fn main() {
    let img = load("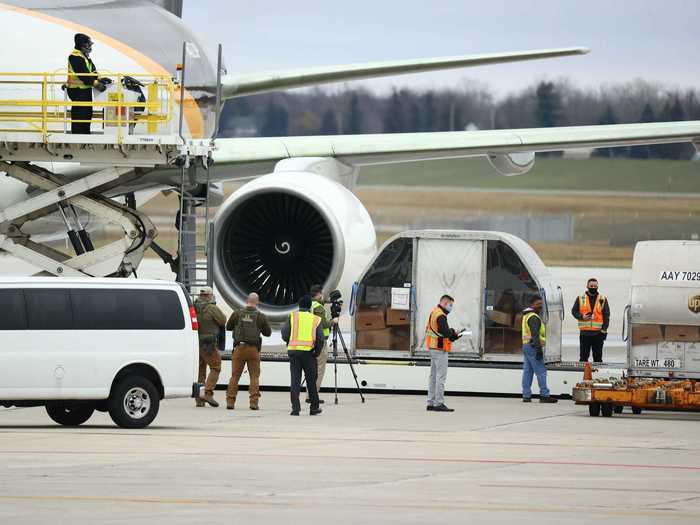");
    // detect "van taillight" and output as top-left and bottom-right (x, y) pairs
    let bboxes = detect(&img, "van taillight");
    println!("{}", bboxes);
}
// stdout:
(189, 306), (199, 330)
